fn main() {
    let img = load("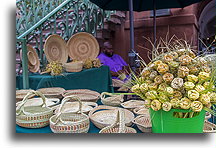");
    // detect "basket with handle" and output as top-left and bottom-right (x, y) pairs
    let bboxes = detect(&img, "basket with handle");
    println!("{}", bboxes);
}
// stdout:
(100, 92), (124, 106)
(16, 91), (53, 128)
(99, 108), (136, 133)
(88, 105), (134, 129)
(49, 95), (90, 133)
